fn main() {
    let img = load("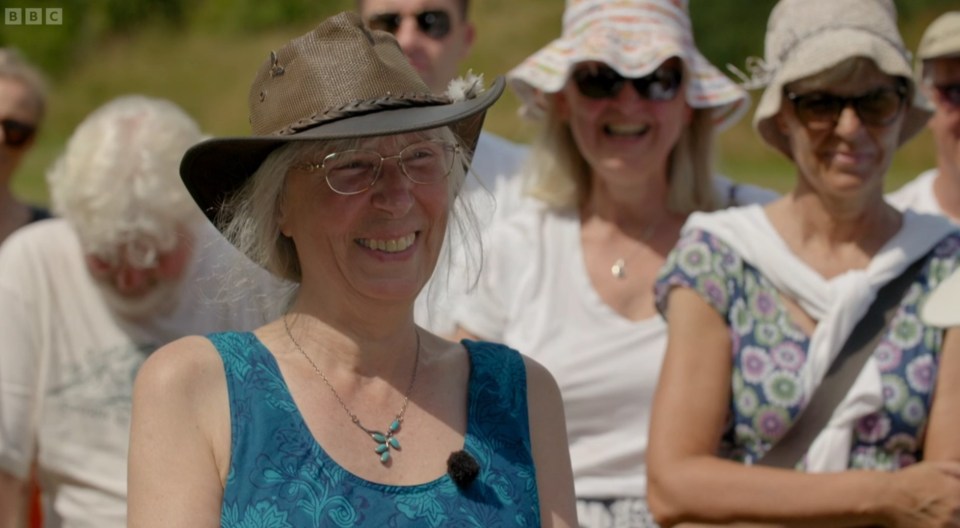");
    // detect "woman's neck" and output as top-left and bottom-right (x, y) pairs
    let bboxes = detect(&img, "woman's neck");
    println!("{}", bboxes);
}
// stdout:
(0, 190), (29, 243)
(583, 167), (672, 233)
(767, 188), (902, 275)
